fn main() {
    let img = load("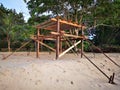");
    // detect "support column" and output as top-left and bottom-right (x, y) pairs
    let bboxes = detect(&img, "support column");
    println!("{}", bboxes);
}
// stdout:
(56, 18), (60, 59)
(59, 36), (62, 53)
(36, 28), (40, 58)
(81, 25), (84, 58)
